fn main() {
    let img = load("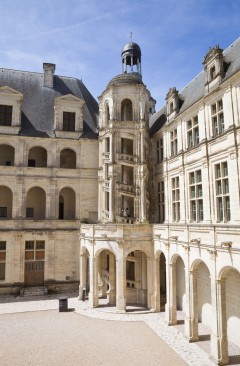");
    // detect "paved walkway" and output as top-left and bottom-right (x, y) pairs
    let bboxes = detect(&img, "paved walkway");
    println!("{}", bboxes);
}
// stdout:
(0, 293), (234, 366)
